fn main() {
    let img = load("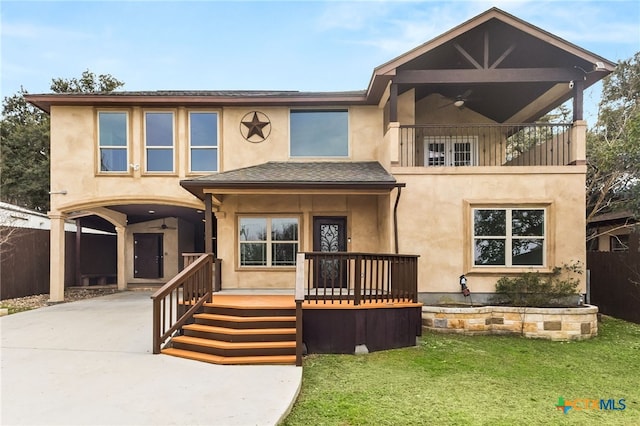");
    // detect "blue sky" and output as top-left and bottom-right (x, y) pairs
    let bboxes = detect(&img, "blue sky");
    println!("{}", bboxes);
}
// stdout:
(2, 0), (639, 121)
